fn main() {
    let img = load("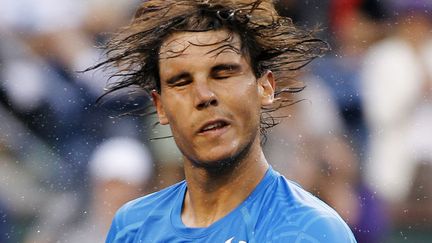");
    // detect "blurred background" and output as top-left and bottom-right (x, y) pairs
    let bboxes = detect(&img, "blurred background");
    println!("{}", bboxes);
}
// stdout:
(0, 0), (431, 242)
